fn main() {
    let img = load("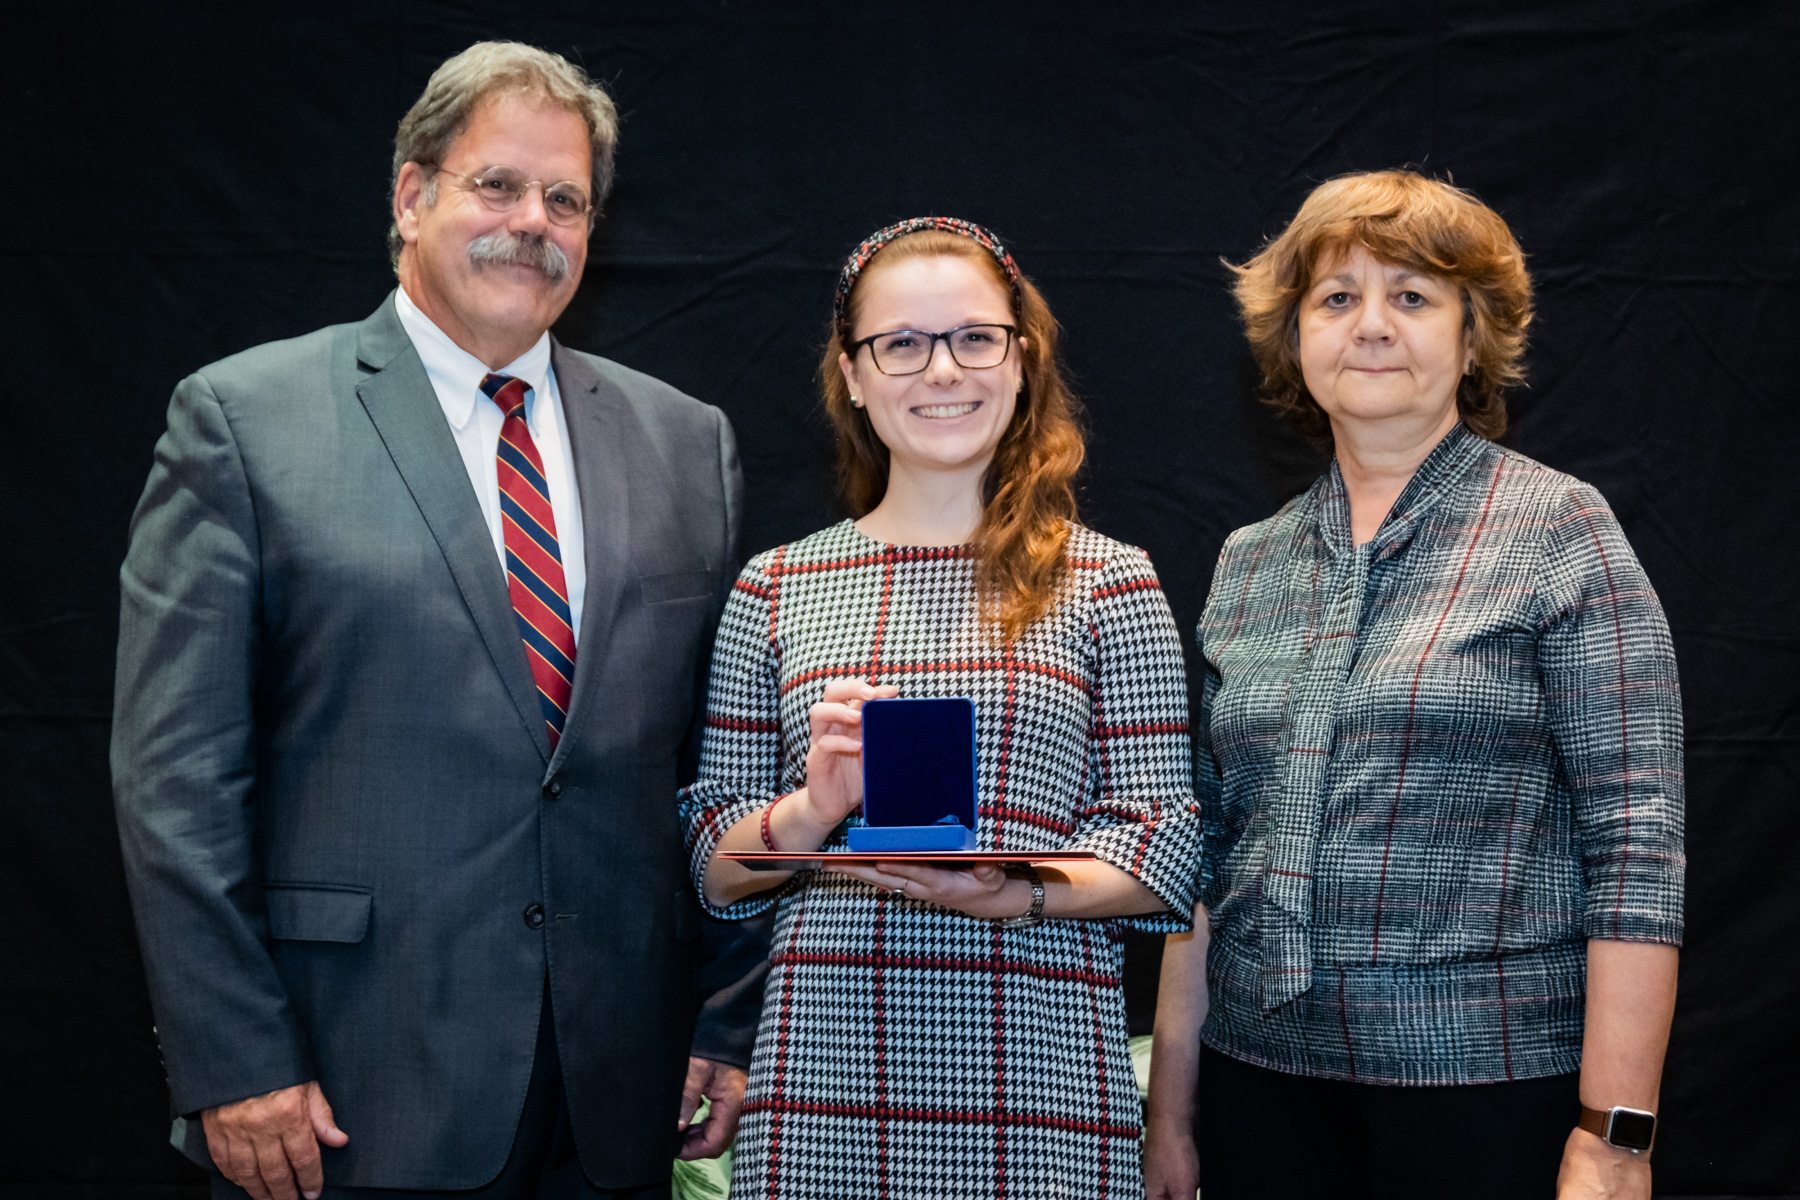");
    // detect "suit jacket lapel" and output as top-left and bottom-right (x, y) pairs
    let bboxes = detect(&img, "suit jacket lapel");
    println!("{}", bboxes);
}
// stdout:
(553, 342), (630, 768)
(353, 295), (552, 764)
